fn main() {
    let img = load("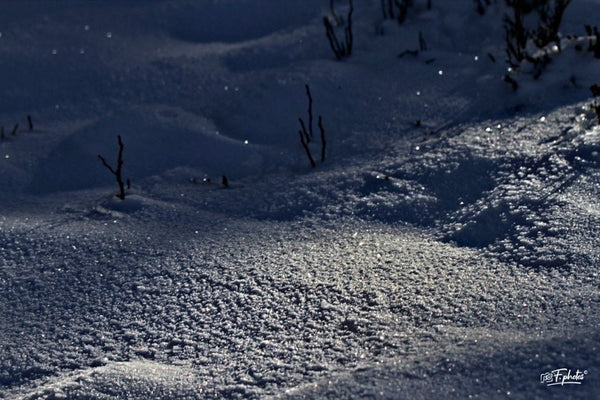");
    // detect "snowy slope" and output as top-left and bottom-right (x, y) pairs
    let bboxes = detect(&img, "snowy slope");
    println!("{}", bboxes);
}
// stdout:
(1, 0), (600, 399)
